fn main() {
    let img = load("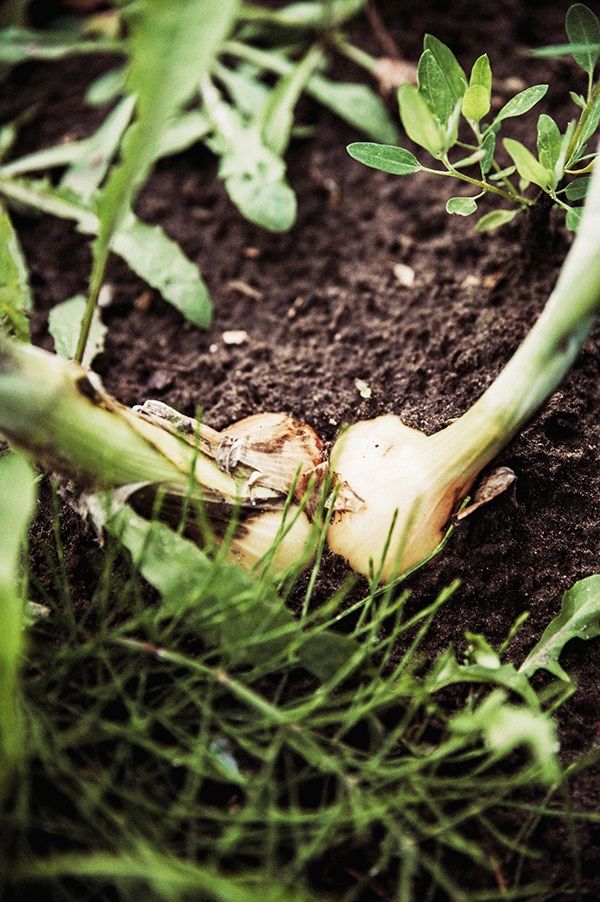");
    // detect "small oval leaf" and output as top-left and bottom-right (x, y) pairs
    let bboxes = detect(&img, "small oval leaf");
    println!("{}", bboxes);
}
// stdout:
(446, 196), (478, 215)
(475, 209), (519, 232)
(347, 142), (422, 175)
(462, 84), (491, 123)
(495, 84), (549, 121)
(566, 2), (600, 74)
